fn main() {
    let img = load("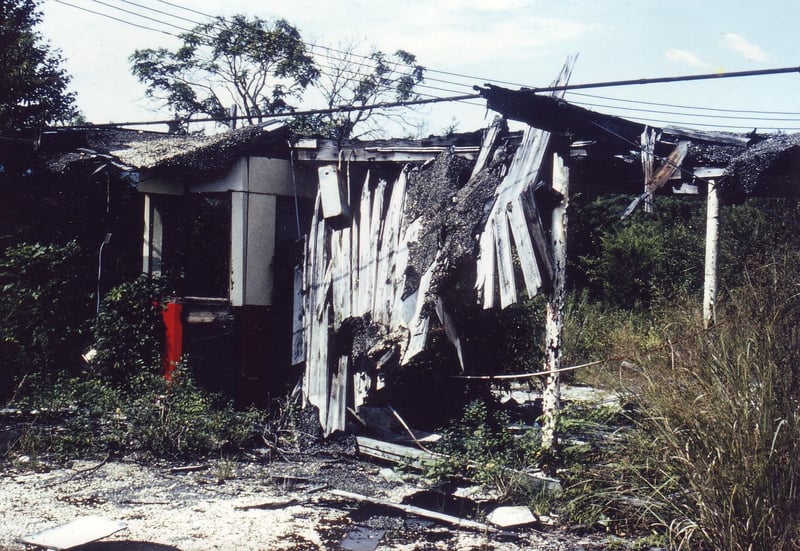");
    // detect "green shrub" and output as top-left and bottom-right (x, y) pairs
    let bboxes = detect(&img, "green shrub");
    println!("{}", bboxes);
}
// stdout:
(429, 399), (543, 501)
(125, 367), (263, 460)
(570, 195), (704, 309)
(4, 368), (264, 463)
(0, 241), (93, 399)
(93, 275), (172, 385)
